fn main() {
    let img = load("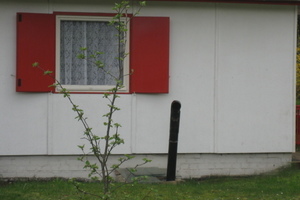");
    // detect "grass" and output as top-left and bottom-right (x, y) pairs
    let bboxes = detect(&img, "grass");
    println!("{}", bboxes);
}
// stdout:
(1, 165), (300, 200)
